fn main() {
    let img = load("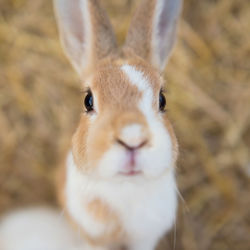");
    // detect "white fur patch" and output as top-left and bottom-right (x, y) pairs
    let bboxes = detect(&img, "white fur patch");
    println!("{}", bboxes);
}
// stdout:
(66, 153), (112, 238)
(121, 64), (153, 107)
(121, 64), (154, 121)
